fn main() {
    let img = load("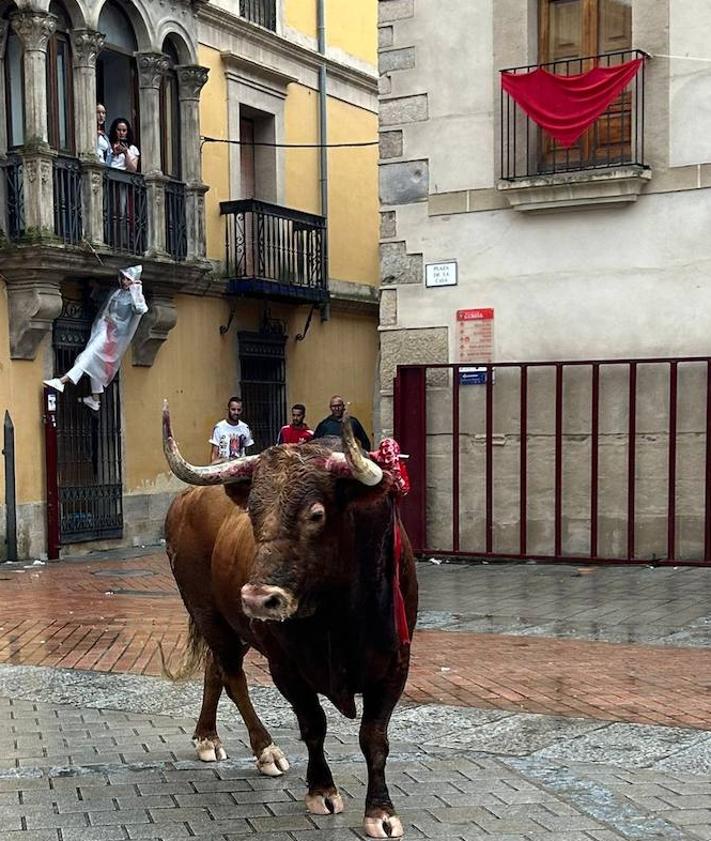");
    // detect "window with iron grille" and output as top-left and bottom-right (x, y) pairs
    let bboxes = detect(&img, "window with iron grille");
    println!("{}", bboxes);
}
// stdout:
(52, 296), (124, 543)
(238, 328), (286, 453)
(240, 0), (276, 31)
